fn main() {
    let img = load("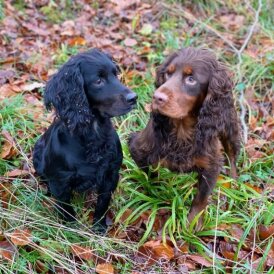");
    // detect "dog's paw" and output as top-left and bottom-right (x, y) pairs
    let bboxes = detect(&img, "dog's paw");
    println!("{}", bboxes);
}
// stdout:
(91, 222), (108, 235)
(57, 205), (76, 222)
